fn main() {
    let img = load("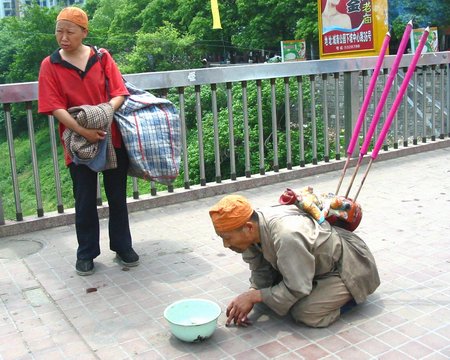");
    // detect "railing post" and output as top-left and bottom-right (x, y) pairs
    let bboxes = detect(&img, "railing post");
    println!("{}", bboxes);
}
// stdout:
(0, 196), (4, 225)
(447, 62), (450, 137)
(343, 71), (360, 157)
